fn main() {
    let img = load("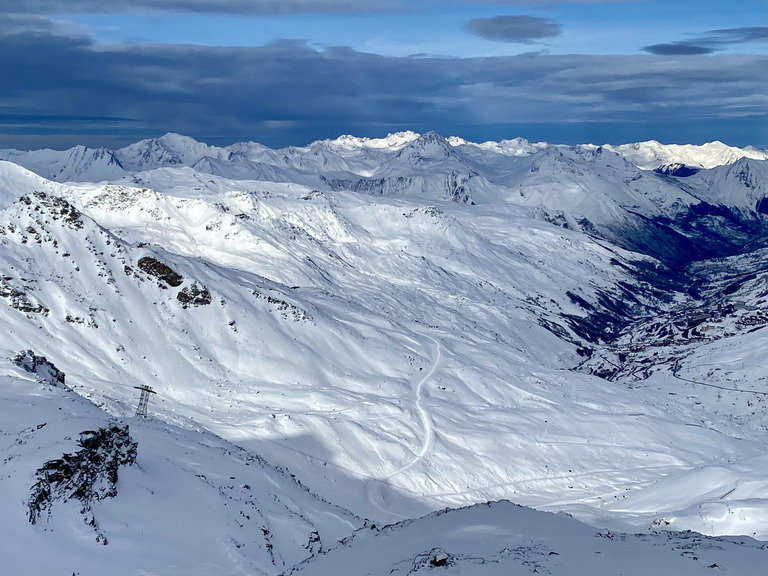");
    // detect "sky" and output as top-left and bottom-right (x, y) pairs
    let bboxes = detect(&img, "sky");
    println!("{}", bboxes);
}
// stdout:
(0, 0), (766, 150)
